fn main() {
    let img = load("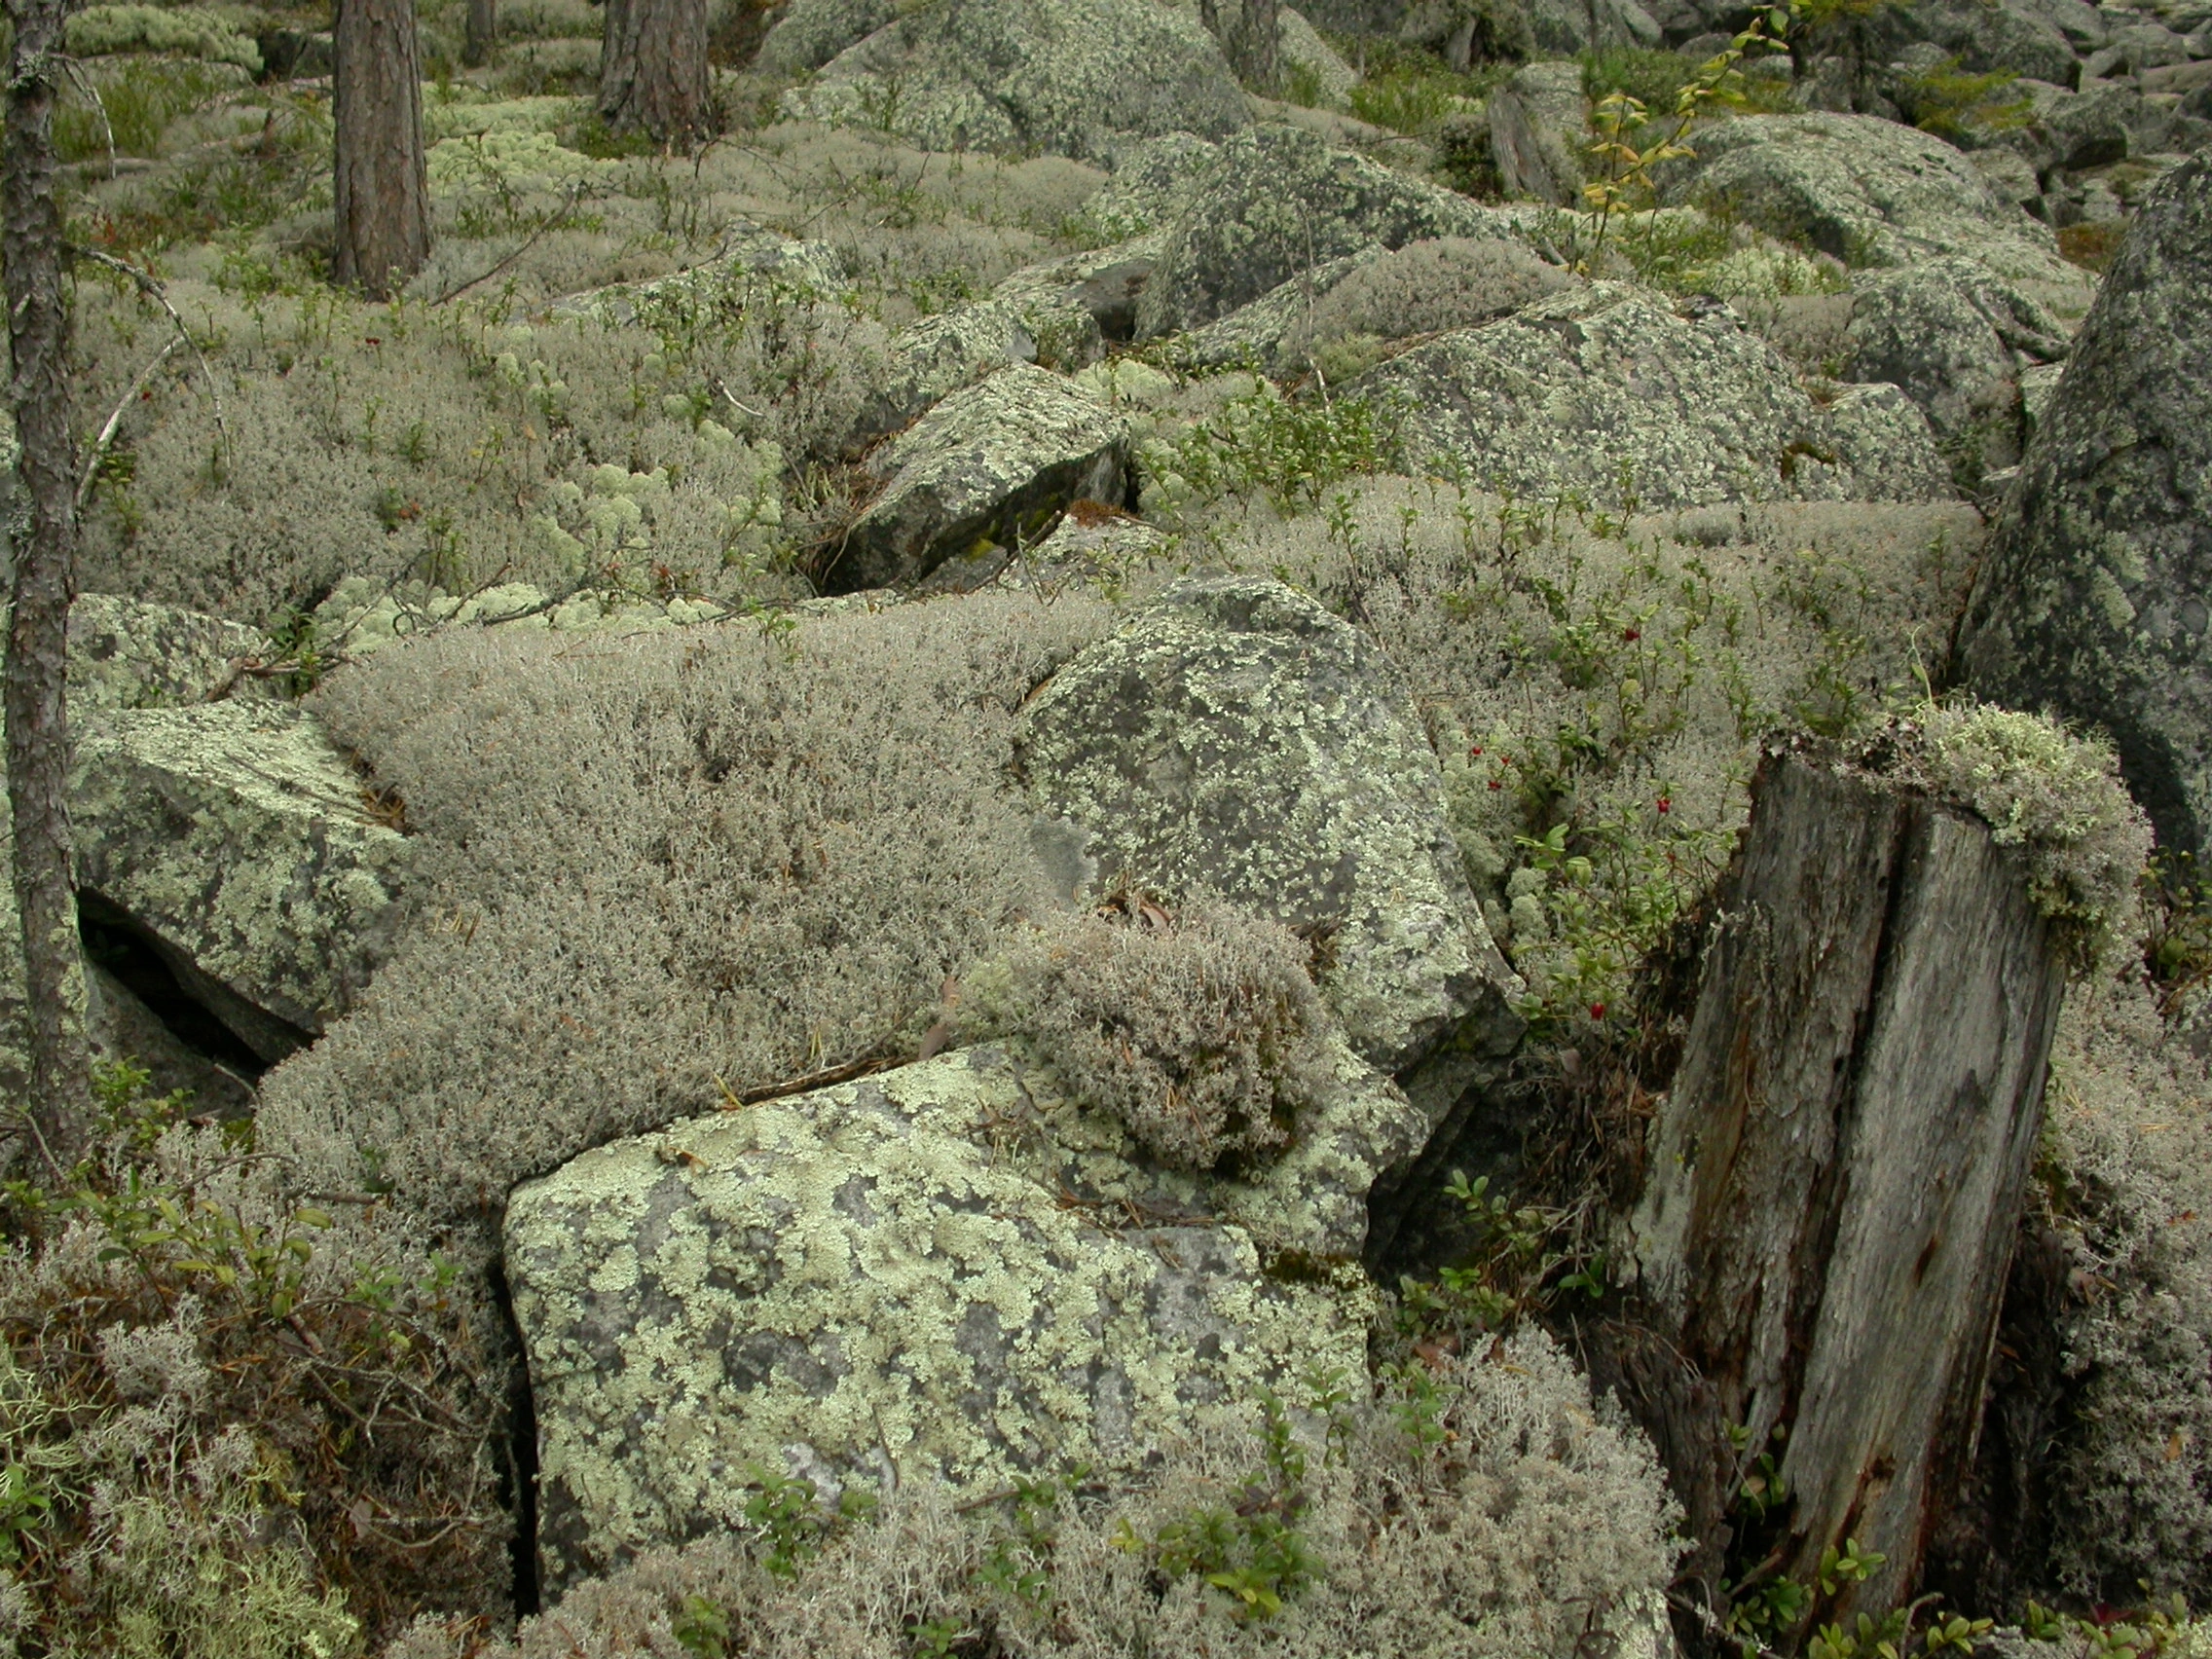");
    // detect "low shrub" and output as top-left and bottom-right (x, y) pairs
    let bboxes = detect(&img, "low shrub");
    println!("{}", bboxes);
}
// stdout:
(0, 1064), (503, 1657)
(956, 895), (1335, 1172)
